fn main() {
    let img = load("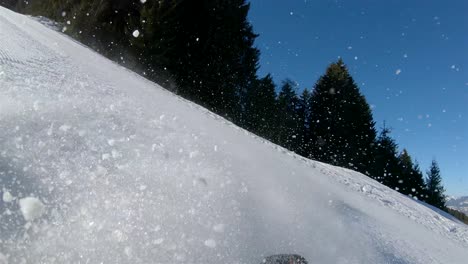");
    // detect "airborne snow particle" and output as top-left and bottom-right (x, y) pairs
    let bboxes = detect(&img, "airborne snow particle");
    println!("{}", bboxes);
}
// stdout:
(204, 239), (217, 248)
(124, 247), (132, 257)
(111, 150), (120, 159)
(107, 139), (116, 146)
(189, 151), (199, 159)
(132, 30), (140, 38)
(19, 197), (45, 221)
(59, 124), (71, 132)
(153, 238), (164, 245)
(395, 69), (402, 75)
(112, 229), (127, 242)
(140, 0), (147, 3)
(102, 153), (111, 160)
(354, 56), (358, 60)
(2, 190), (14, 203)
(33, 100), (40, 111)
(213, 224), (225, 233)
